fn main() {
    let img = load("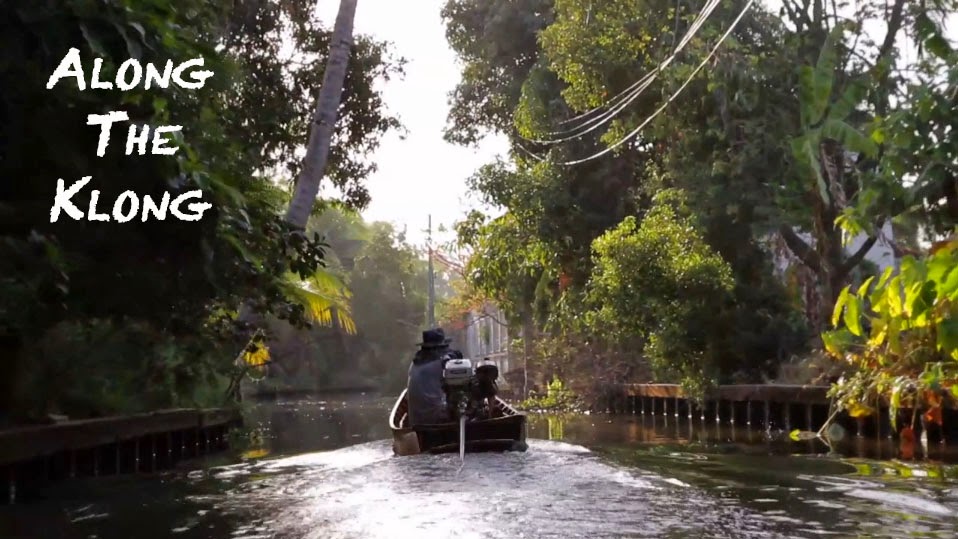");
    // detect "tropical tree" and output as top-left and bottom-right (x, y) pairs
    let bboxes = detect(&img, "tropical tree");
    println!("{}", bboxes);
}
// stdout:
(285, 0), (359, 229)
(0, 0), (396, 422)
(442, 0), (809, 394)
(588, 192), (736, 394)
